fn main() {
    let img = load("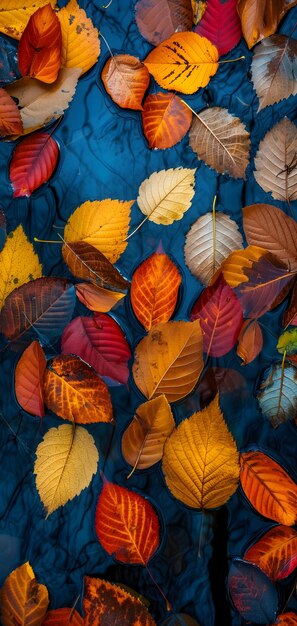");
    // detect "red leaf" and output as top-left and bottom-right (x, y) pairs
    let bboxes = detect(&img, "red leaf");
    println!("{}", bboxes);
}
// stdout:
(61, 314), (131, 384)
(190, 274), (243, 357)
(42, 608), (83, 625)
(95, 481), (160, 564)
(18, 4), (62, 83)
(0, 88), (23, 137)
(15, 340), (46, 416)
(195, 0), (242, 56)
(142, 92), (192, 149)
(244, 525), (297, 582)
(10, 132), (59, 198)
